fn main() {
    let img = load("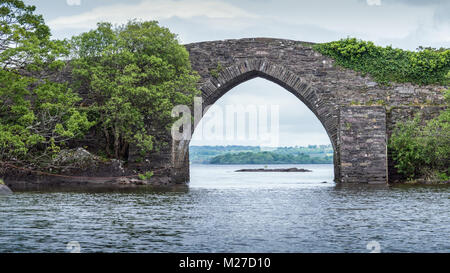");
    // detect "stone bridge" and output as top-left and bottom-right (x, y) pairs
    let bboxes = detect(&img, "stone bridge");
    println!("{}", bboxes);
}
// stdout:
(134, 38), (446, 185)
(3, 38), (446, 192)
